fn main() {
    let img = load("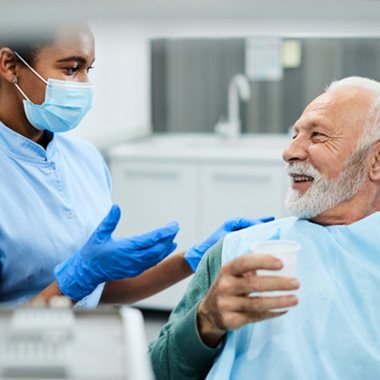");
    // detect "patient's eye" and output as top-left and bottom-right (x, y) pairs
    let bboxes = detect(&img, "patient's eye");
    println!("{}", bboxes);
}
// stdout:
(311, 131), (328, 142)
